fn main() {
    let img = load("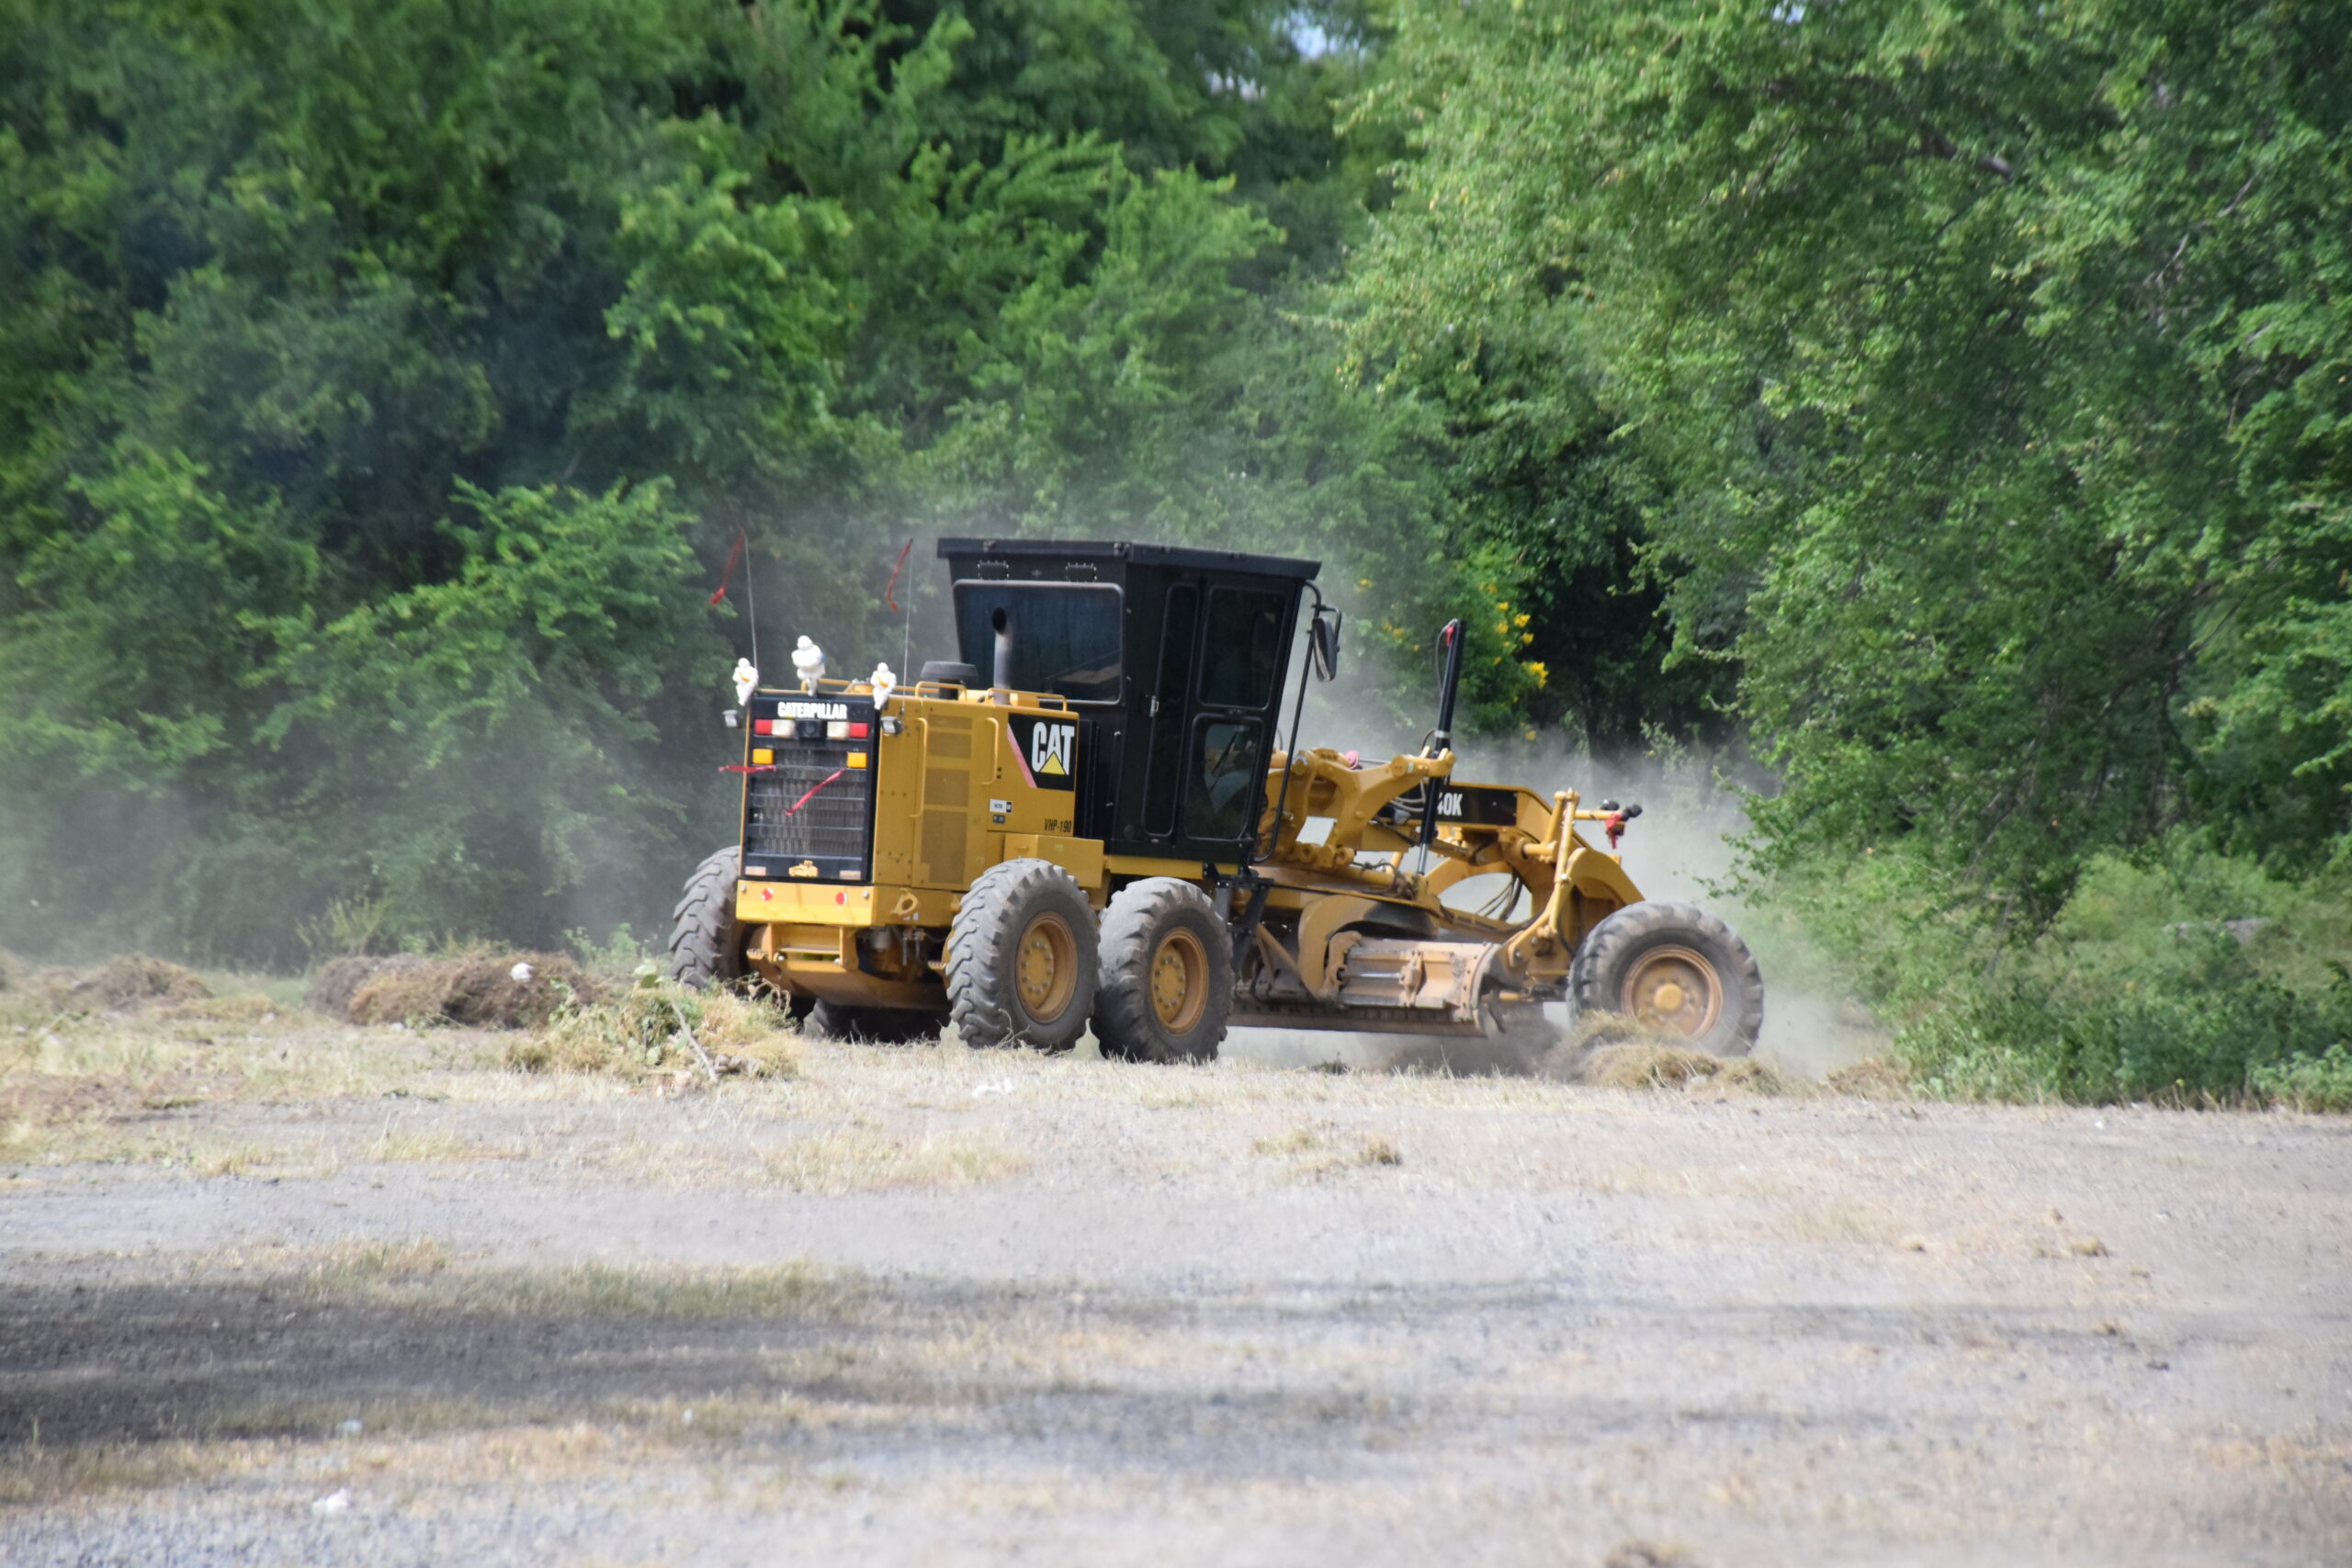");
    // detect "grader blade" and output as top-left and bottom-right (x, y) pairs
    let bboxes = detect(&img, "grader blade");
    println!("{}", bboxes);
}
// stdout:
(1330, 937), (1499, 1023)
